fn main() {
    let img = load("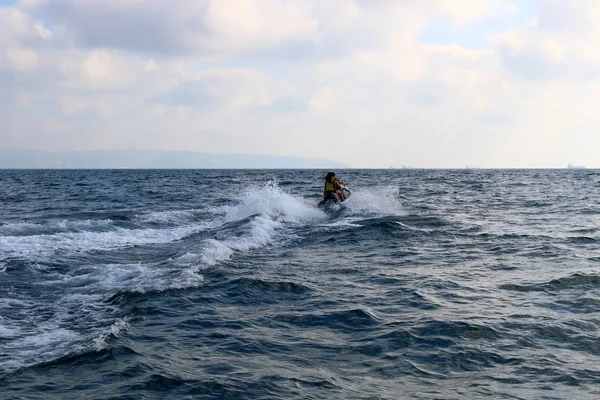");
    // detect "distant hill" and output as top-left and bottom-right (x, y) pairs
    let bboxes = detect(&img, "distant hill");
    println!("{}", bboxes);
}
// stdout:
(0, 149), (348, 169)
